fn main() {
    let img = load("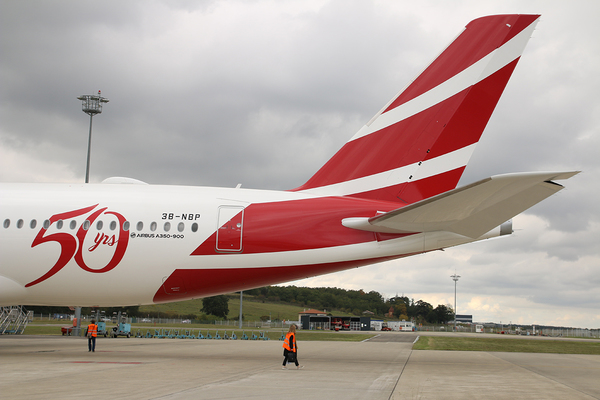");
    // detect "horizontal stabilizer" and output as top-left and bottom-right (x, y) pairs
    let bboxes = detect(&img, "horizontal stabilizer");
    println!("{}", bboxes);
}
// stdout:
(342, 171), (579, 238)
